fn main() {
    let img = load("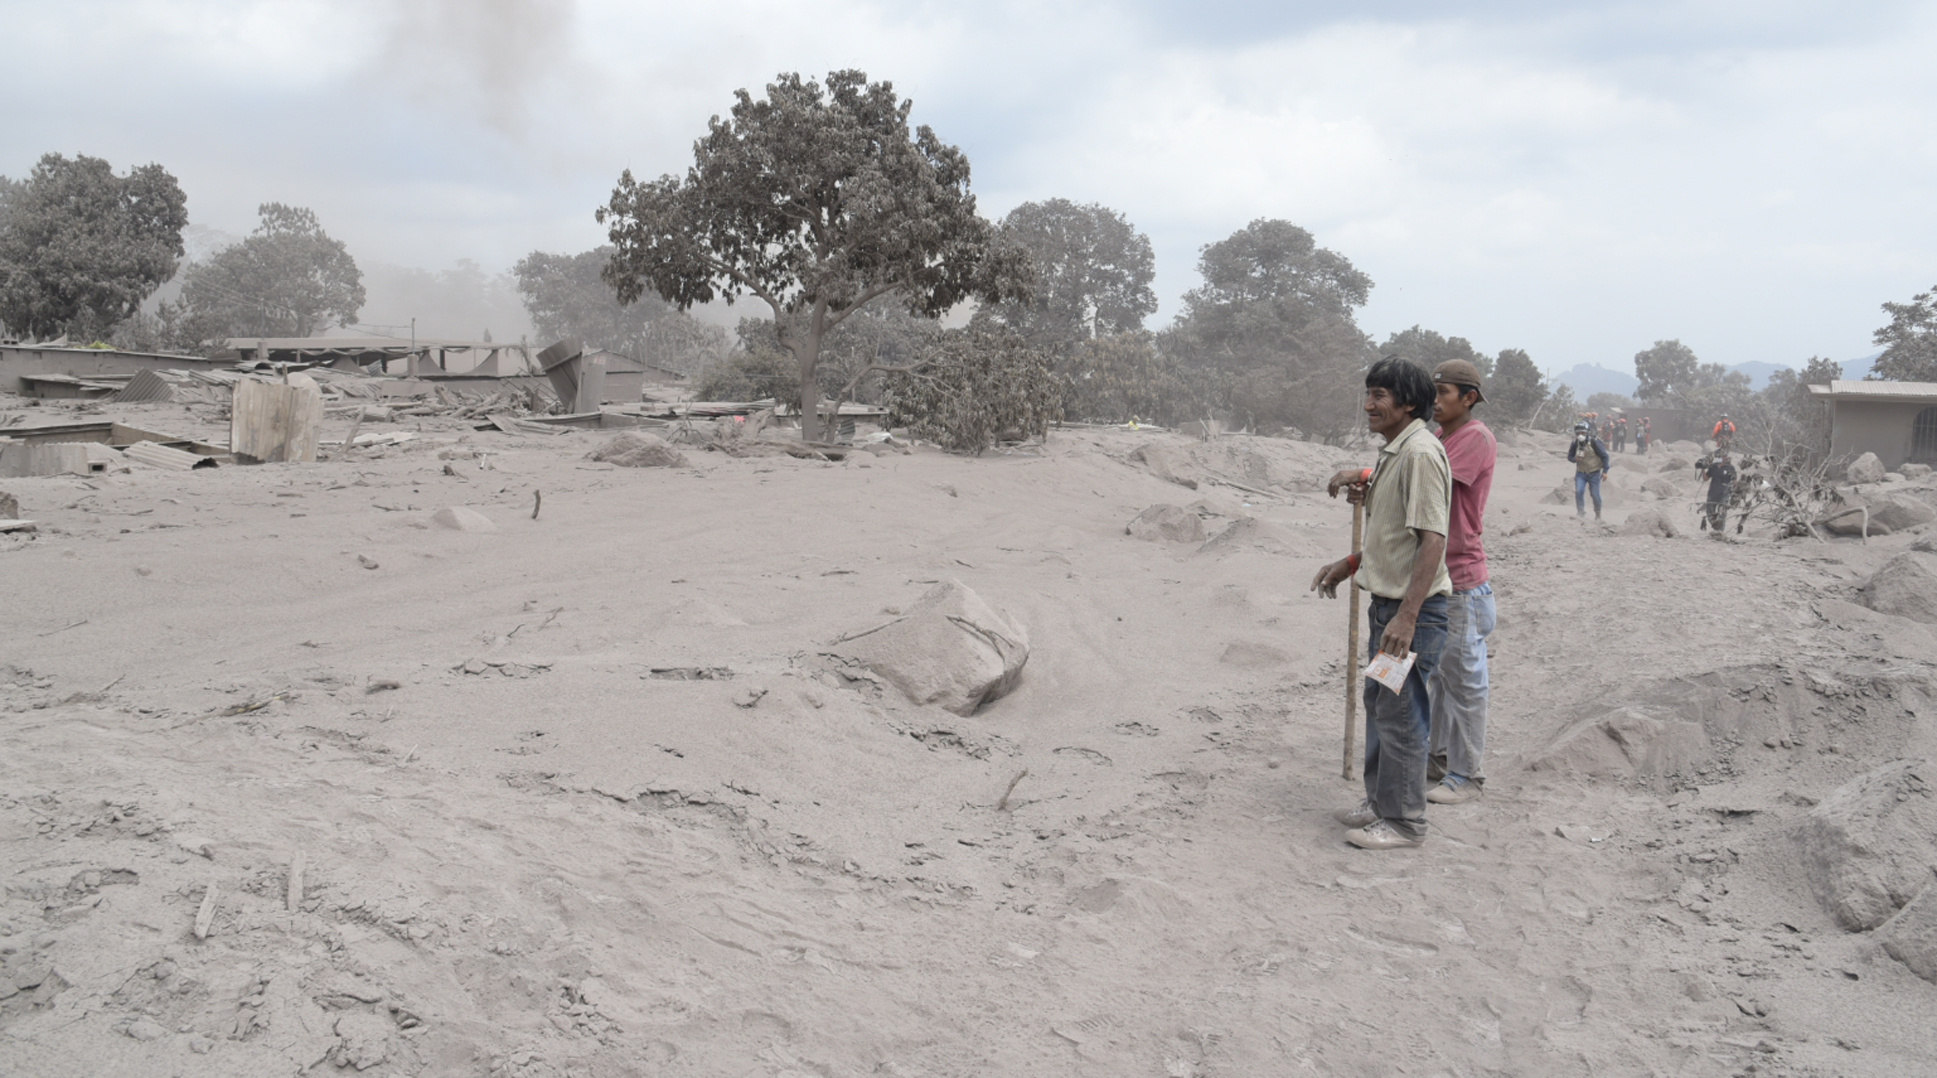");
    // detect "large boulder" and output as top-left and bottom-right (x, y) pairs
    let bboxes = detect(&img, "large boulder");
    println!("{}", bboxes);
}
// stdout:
(587, 432), (689, 468)
(1858, 552), (1937, 624)
(1847, 452), (1887, 484)
(431, 506), (496, 533)
(1869, 493), (1937, 533)
(0, 490), (17, 519)
(1639, 475), (1684, 500)
(830, 580), (1028, 716)
(1820, 504), (1885, 537)
(1126, 504), (1205, 543)
(1658, 456), (1693, 473)
(1878, 884), (1937, 984)
(1903, 463), (1934, 480)
(1619, 508), (1680, 538)
(1128, 442), (1201, 489)
(1794, 759), (1937, 931)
